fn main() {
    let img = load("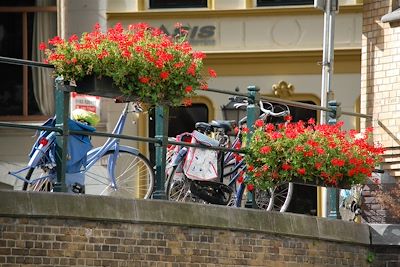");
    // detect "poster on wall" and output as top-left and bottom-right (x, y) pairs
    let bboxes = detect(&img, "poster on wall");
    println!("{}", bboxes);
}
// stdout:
(70, 92), (101, 116)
